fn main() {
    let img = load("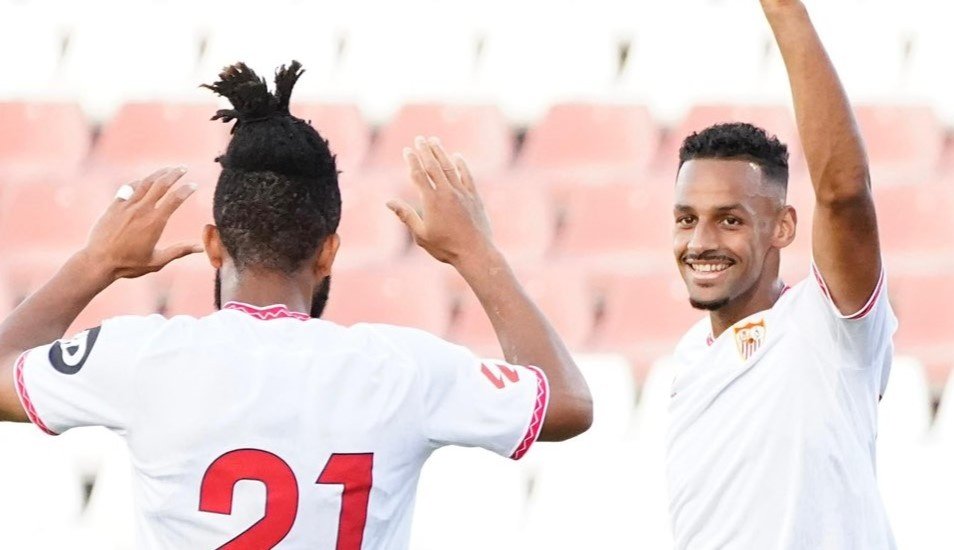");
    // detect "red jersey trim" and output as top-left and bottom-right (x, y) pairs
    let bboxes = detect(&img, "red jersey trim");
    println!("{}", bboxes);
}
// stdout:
(223, 301), (311, 321)
(13, 351), (58, 436)
(509, 365), (549, 461)
(812, 264), (885, 320)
